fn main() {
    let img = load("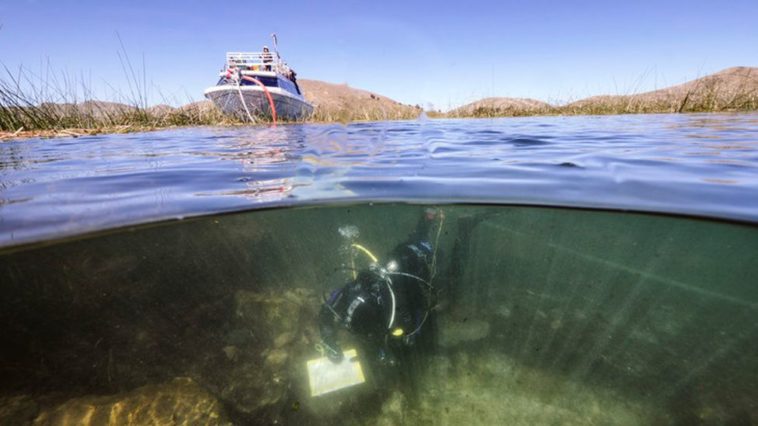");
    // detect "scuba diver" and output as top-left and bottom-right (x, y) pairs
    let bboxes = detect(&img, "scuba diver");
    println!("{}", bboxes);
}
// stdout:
(318, 209), (442, 368)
